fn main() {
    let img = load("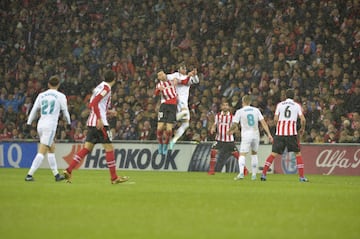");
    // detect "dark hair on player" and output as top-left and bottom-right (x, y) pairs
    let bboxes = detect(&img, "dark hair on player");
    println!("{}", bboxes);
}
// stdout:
(48, 75), (60, 87)
(286, 88), (295, 99)
(178, 62), (187, 71)
(104, 70), (116, 83)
